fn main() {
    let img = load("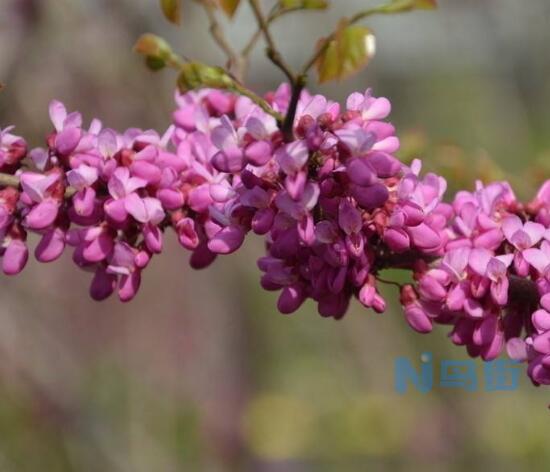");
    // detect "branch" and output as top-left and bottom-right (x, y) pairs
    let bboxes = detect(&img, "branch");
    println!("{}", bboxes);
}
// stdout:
(281, 74), (306, 141)
(241, 4), (302, 59)
(247, 0), (295, 84)
(230, 82), (284, 123)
